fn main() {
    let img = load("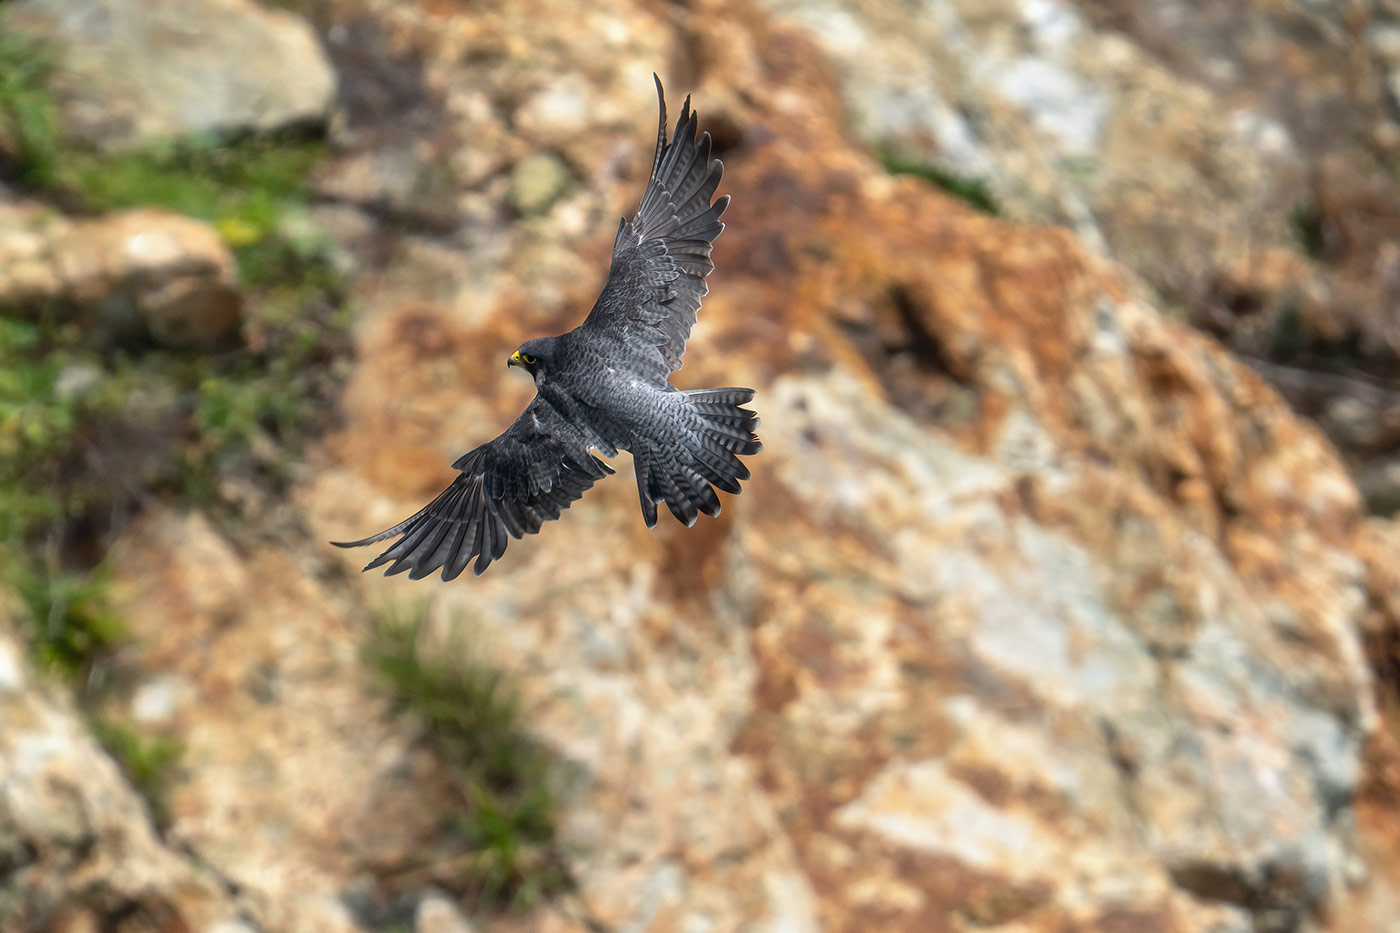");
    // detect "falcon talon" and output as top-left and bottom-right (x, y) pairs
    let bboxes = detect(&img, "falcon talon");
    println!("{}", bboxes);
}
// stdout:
(333, 75), (762, 579)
